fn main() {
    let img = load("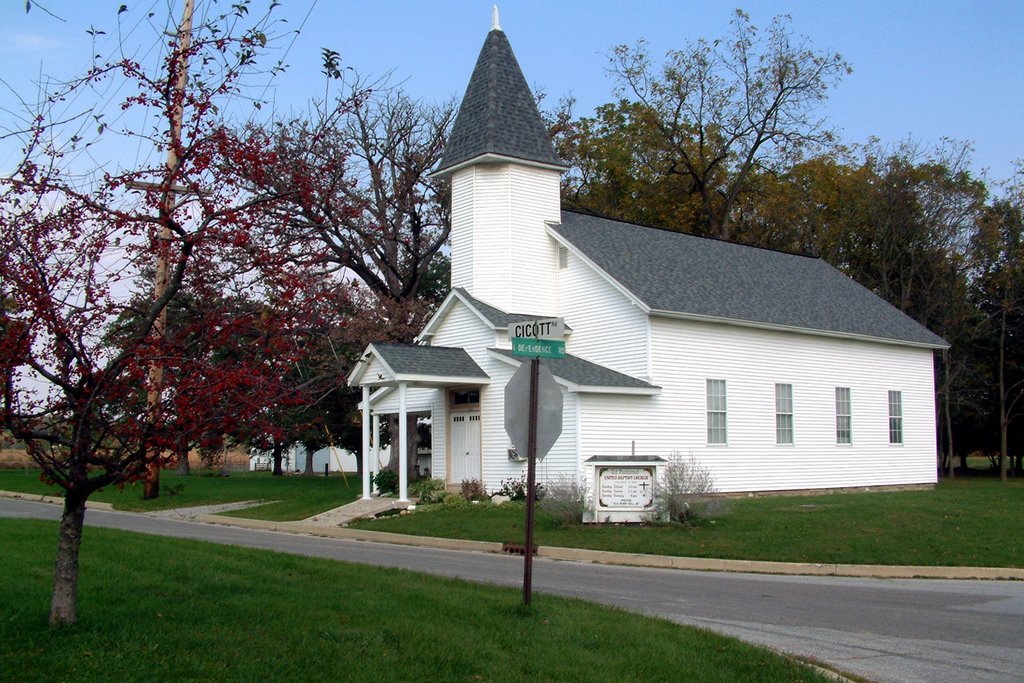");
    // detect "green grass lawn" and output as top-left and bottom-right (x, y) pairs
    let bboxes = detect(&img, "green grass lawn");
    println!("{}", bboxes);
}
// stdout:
(0, 520), (832, 682)
(0, 469), (360, 521)
(353, 479), (1024, 568)
(5, 468), (1022, 567)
